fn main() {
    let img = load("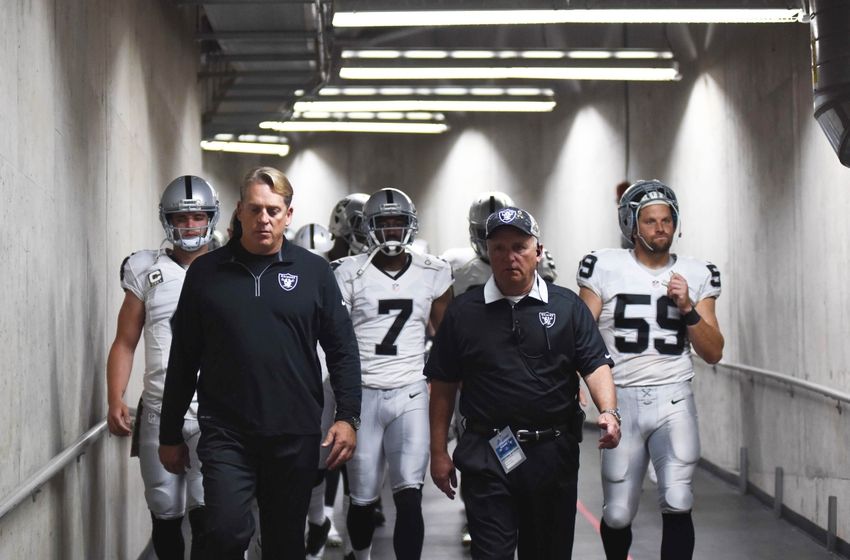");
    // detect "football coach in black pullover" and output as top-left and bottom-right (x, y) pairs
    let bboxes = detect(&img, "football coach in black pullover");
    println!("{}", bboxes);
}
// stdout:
(158, 166), (362, 559)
